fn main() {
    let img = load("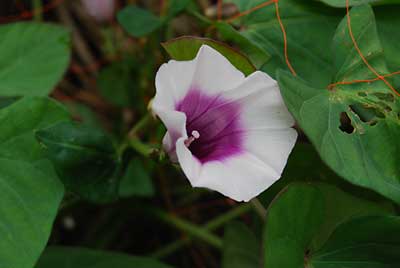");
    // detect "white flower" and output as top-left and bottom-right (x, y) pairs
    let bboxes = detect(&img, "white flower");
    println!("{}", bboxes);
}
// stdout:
(81, 0), (115, 22)
(152, 45), (297, 202)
